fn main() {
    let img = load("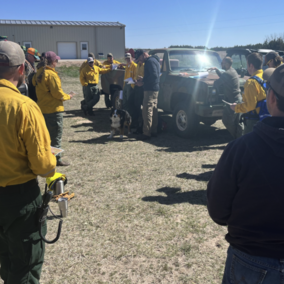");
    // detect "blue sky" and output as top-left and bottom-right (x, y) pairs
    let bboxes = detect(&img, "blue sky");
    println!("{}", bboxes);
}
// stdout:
(2, 0), (284, 49)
